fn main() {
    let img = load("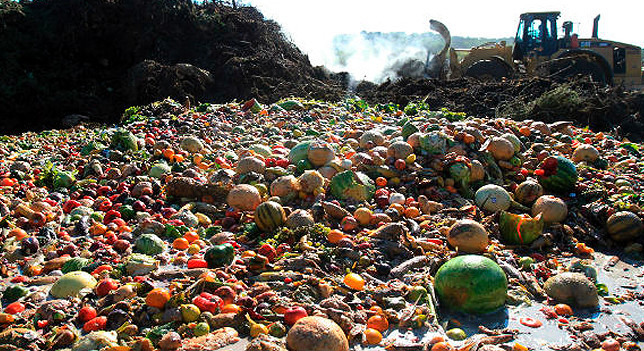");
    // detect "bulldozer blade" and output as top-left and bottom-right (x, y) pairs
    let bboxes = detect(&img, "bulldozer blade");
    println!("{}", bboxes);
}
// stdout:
(425, 19), (451, 78)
